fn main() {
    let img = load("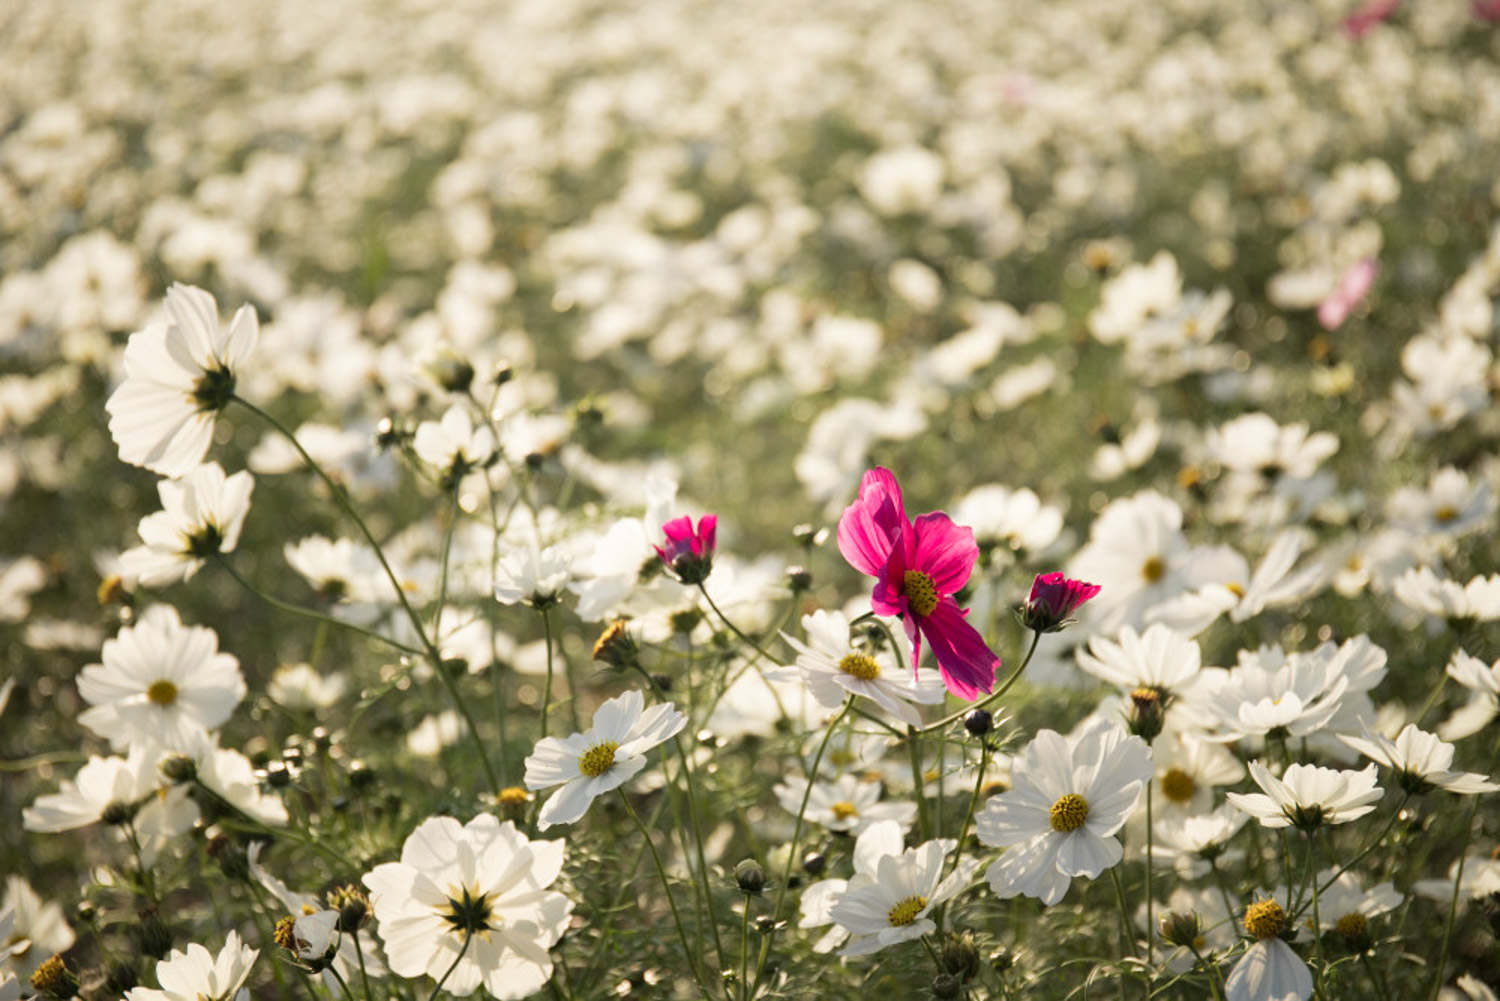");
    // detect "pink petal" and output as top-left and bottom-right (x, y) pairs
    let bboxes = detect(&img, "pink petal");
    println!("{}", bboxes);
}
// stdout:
(919, 600), (1000, 701)
(836, 468), (907, 577)
(871, 538), (908, 617)
(697, 515), (716, 555)
(910, 512), (978, 596)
